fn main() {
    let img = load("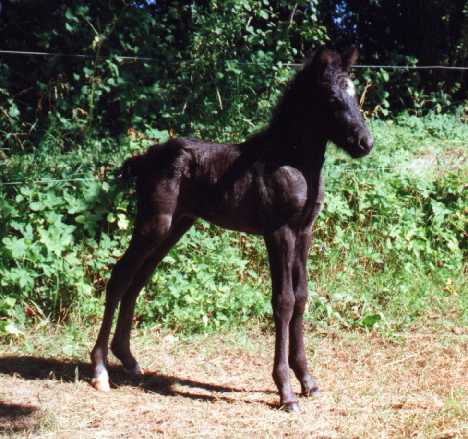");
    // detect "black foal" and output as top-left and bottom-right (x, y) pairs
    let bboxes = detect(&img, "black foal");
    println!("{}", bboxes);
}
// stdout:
(91, 48), (373, 412)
